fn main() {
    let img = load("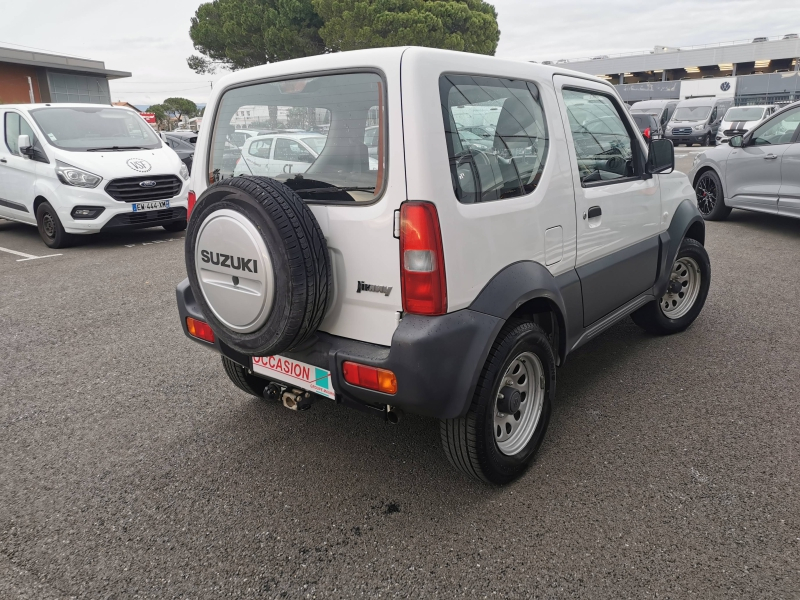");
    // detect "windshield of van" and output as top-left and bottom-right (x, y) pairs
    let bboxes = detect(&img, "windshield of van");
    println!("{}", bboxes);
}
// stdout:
(673, 106), (712, 121)
(724, 107), (765, 121)
(29, 107), (161, 151)
(210, 72), (386, 203)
